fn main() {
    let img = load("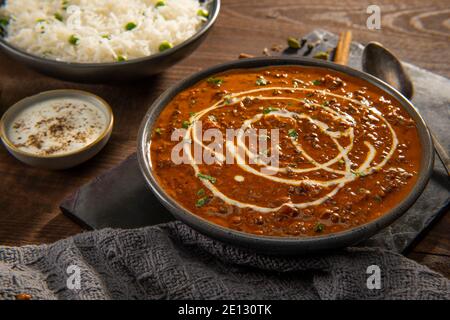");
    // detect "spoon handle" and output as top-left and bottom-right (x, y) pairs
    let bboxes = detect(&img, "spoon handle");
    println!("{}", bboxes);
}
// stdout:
(430, 130), (450, 177)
